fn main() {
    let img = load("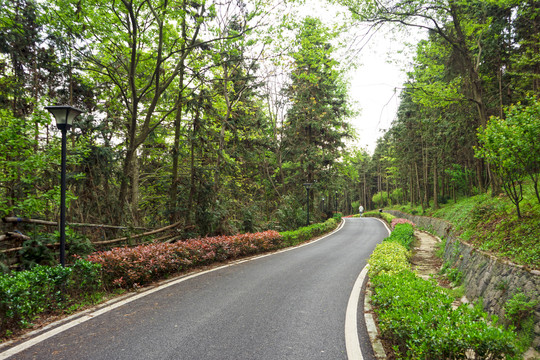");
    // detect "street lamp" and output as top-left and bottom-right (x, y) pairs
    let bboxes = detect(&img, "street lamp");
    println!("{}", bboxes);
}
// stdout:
(303, 183), (313, 226)
(322, 197), (325, 214)
(335, 191), (338, 214)
(45, 105), (84, 267)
